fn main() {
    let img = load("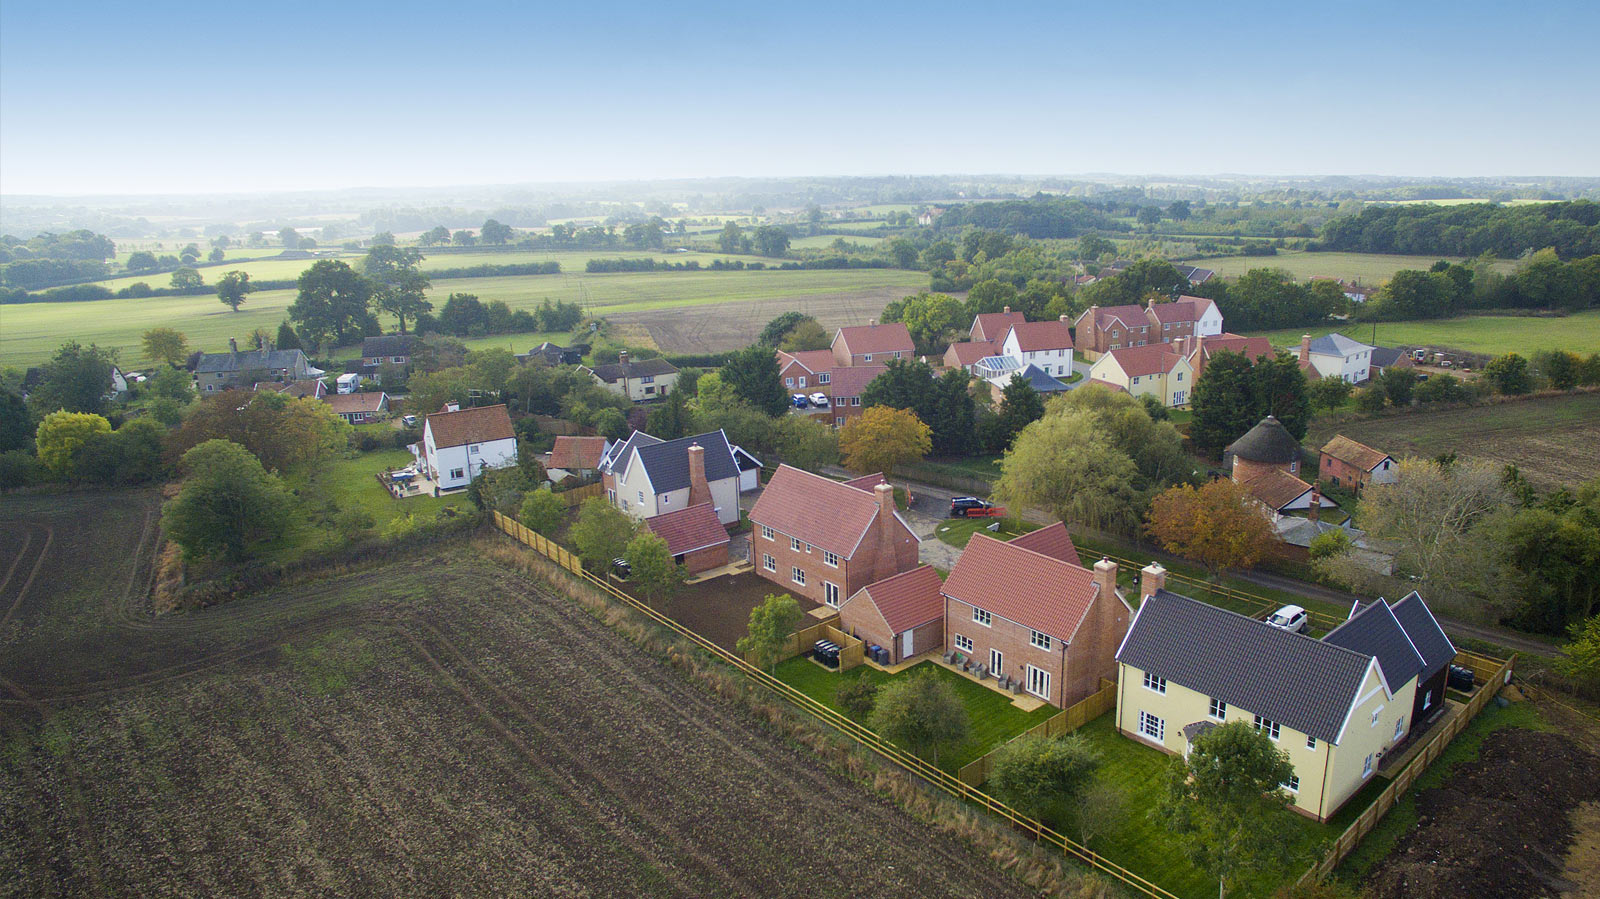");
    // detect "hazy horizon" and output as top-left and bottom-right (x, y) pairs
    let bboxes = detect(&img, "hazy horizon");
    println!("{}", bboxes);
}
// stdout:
(4, 1), (1597, 197)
